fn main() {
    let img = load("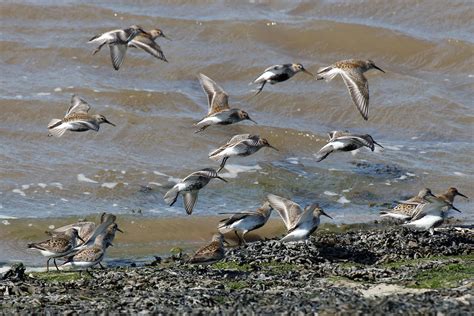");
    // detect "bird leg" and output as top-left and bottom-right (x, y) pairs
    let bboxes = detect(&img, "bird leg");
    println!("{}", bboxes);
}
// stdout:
(217, 157), (228, 173)
(234, 231), (243, 246)
(86, 269), (94, 278)
(99, 263), (106, 269)
(53, 259), (60, 271)
(253, 81), (266, 96)
(92, 43), (106, 55)
(194, 125), (209, 133)
(46, 258), (50, 272)
(241, 232), (248, 245)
